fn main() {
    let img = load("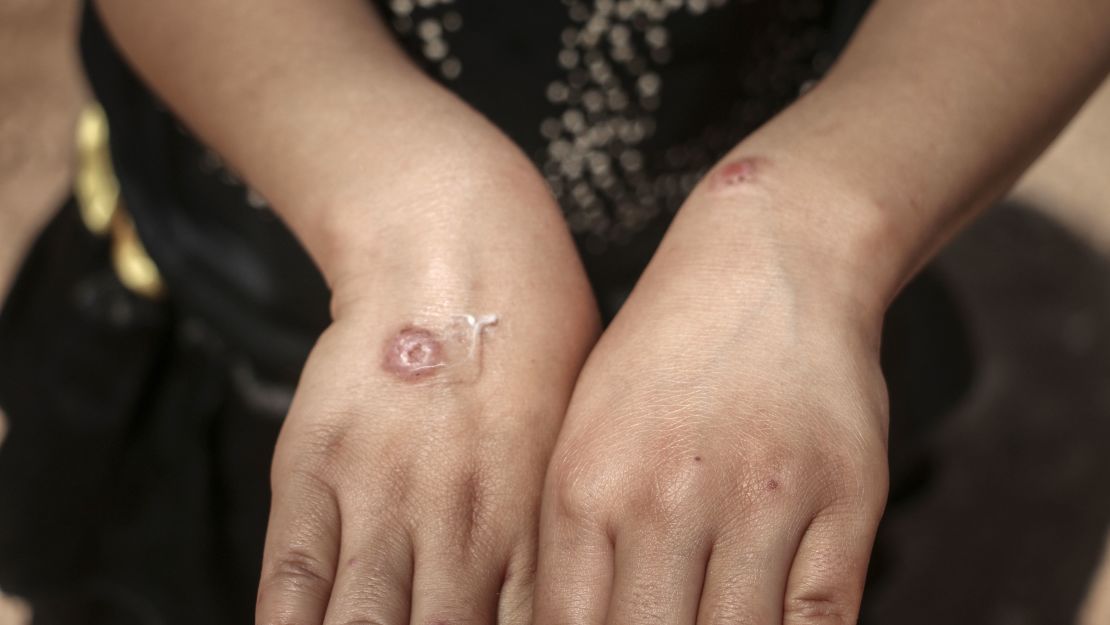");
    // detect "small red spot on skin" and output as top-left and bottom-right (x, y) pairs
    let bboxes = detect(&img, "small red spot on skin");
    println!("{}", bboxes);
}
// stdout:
(766, 479), (780, 492)
(707, 156), (767, 192)
(382, 326), (445, 381)
(694, 456), (702, 462)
